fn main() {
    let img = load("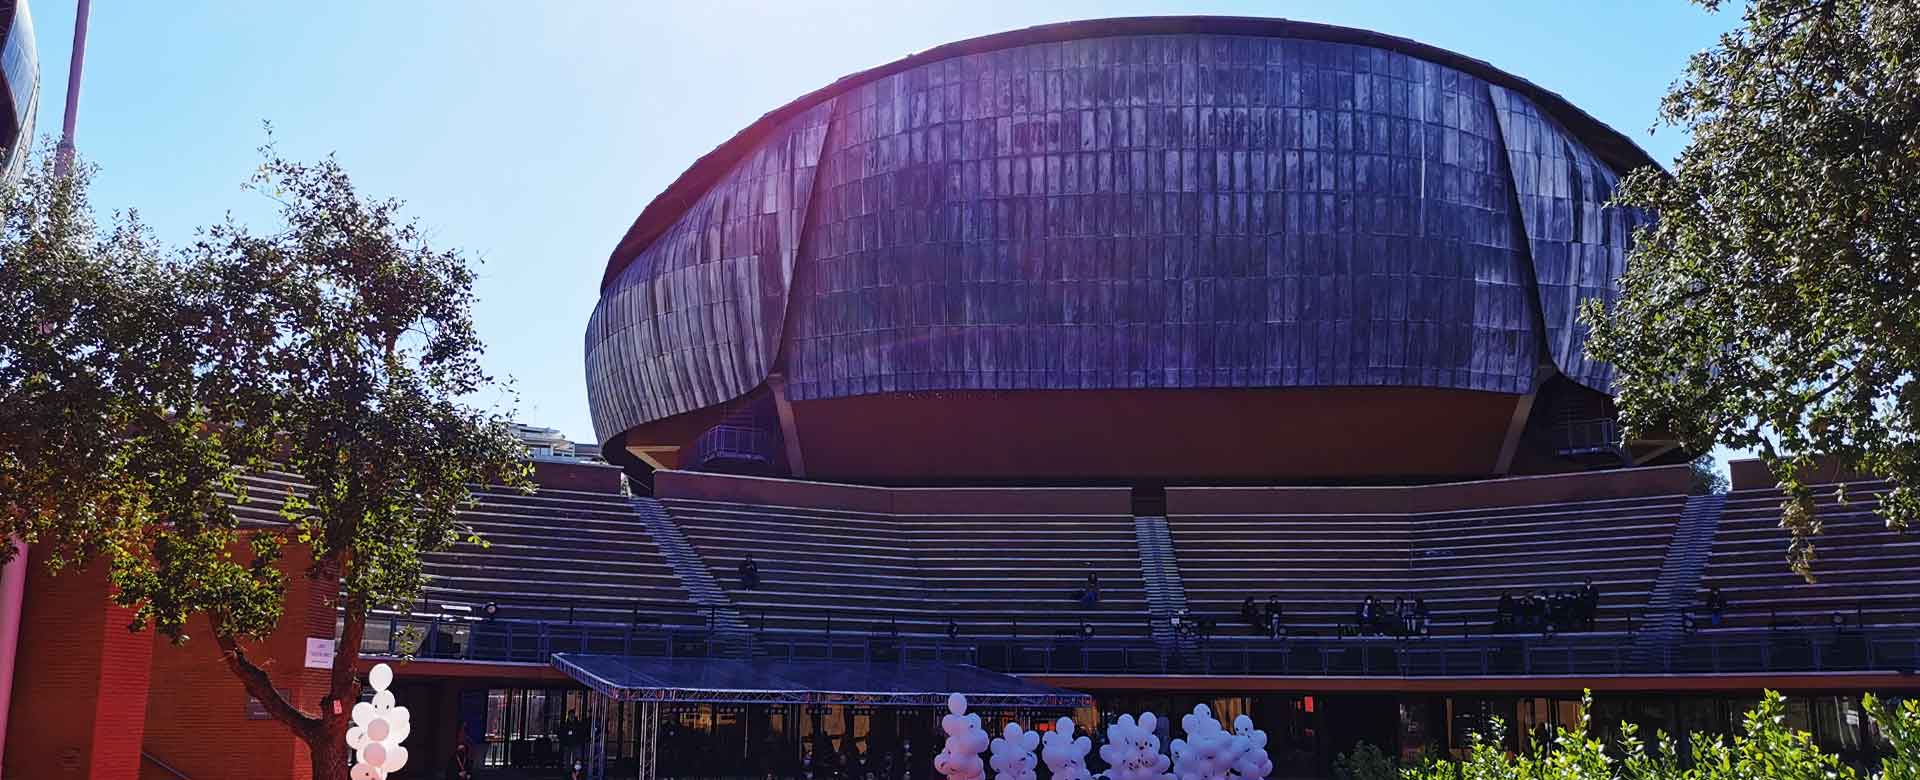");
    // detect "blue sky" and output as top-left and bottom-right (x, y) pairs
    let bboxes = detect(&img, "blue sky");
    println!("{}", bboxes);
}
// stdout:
(32, 0), (1733, 447)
